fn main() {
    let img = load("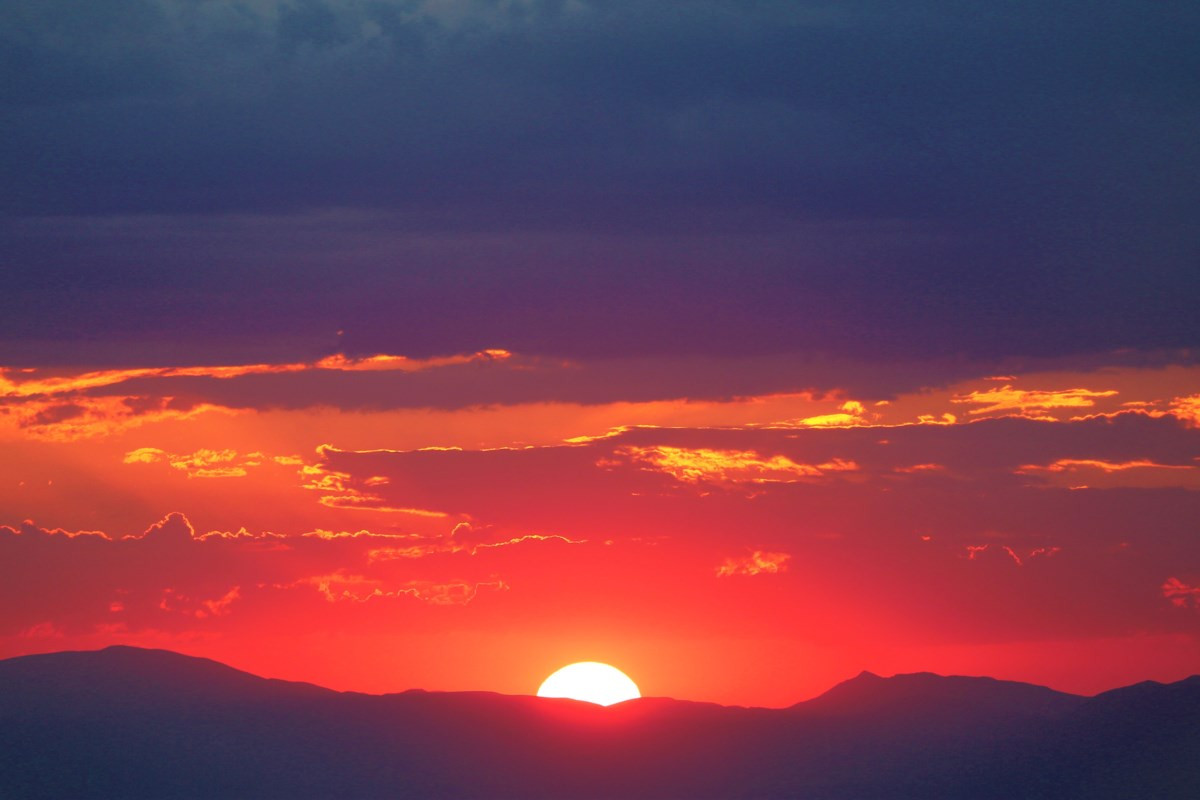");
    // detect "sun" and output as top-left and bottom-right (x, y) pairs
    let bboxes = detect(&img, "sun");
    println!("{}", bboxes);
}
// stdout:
(536, 662), (641, 706)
